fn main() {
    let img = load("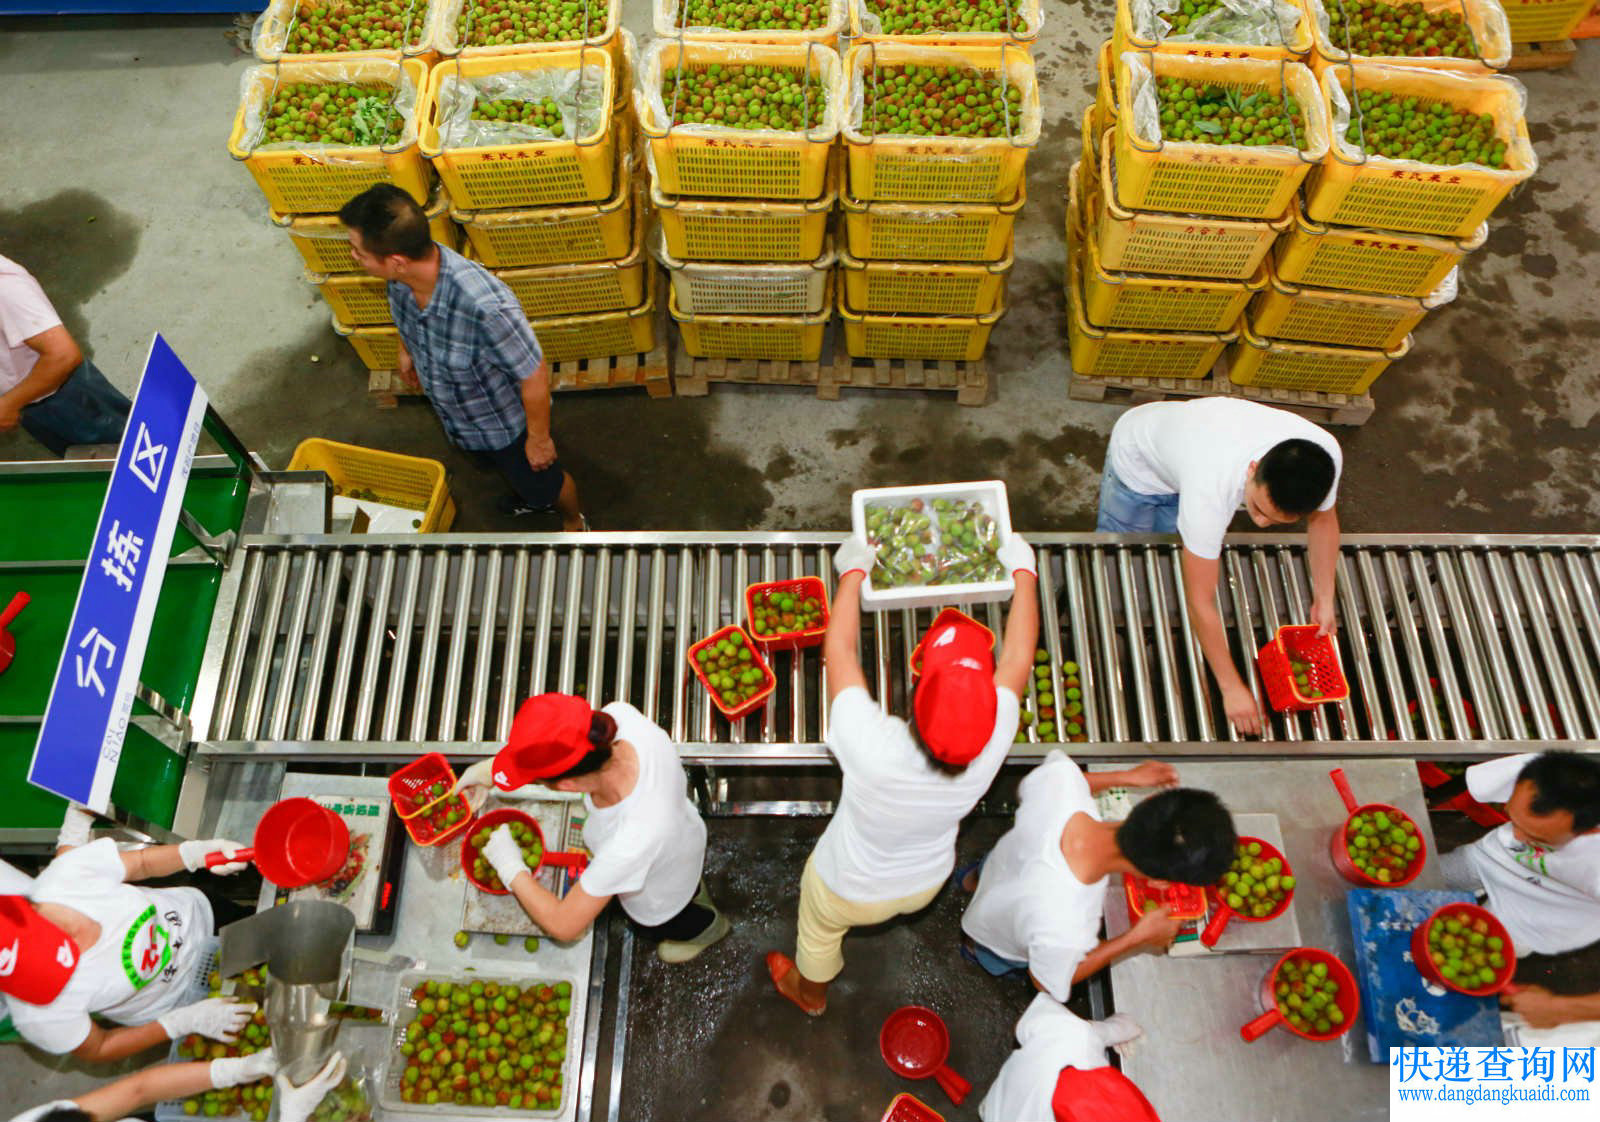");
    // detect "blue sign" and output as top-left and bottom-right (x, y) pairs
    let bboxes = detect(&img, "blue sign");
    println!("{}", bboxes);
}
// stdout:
(29, 335), (209, 812)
